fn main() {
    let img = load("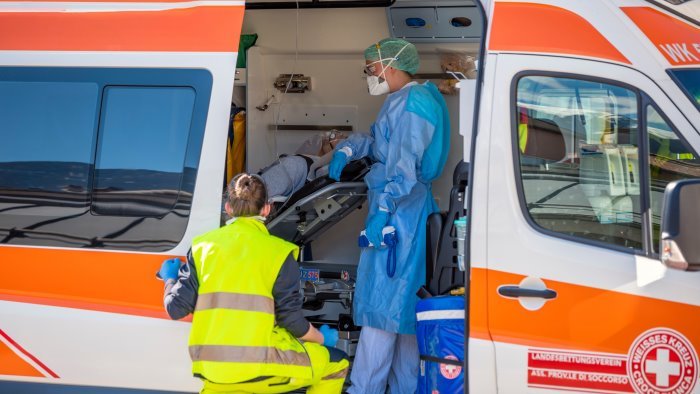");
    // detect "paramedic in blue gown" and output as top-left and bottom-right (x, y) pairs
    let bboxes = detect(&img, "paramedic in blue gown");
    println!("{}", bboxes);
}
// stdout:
(328, 38), (450, 394)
